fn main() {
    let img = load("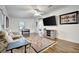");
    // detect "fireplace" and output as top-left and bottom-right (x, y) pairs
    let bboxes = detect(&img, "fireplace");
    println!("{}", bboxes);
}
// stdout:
(44, 29), (57, 40)
(46, 30), (51, 36)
